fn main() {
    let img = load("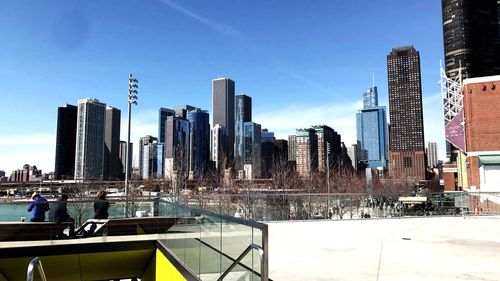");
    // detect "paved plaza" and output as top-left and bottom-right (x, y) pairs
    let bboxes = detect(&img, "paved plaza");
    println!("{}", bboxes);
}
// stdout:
(268, 216), (500, 281)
